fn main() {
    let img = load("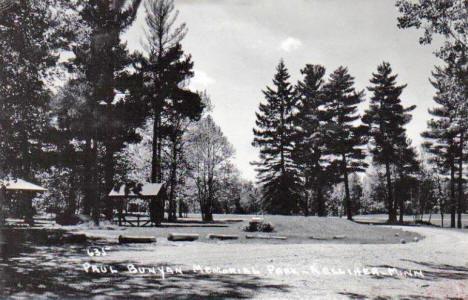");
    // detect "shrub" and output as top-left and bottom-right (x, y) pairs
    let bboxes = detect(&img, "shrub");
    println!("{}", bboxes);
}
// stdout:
(260, 222), (274, 232)
(243, 220), (274, 232)
(243, 222), (258, 232)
